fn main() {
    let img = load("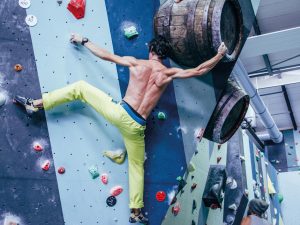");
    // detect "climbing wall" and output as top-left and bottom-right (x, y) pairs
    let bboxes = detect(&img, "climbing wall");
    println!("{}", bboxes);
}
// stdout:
(26, 0), (131, 224)
(0, 1), (64, 224)
(1, 0), (284, 225)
